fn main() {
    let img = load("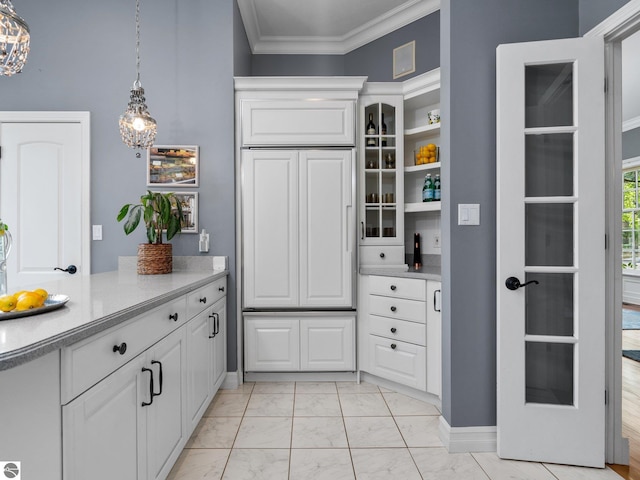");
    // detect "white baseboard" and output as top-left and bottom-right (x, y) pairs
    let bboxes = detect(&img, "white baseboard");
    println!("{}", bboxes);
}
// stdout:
(439, 417), (497, 453)
(221, 371), (241, 390)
